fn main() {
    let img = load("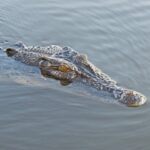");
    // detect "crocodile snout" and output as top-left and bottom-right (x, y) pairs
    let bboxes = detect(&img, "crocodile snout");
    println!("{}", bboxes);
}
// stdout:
(120, 90), (147, 107)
